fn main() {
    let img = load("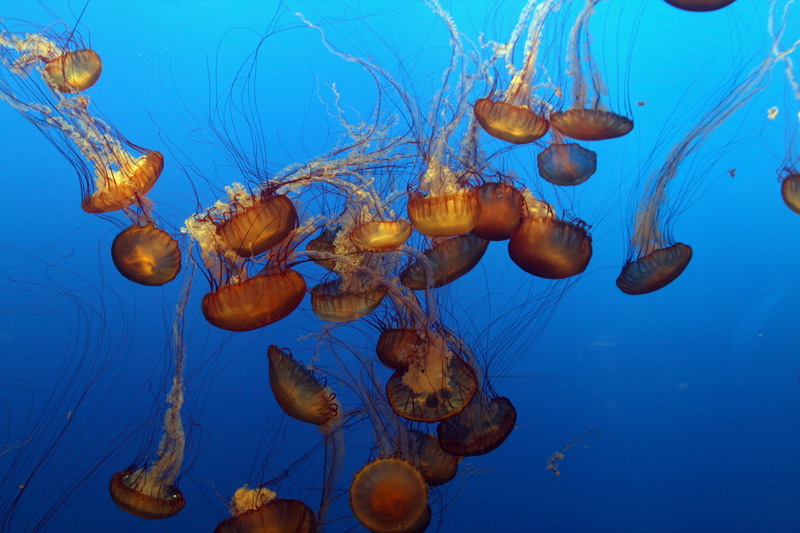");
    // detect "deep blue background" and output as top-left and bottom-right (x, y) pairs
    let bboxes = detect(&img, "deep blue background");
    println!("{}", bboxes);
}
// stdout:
(1, 1), (799, 532)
